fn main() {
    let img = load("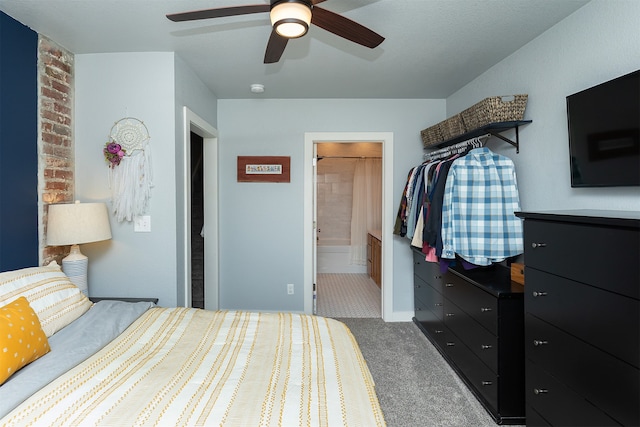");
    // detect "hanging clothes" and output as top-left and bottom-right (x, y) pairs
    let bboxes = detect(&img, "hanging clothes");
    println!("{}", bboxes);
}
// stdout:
(440, 147), (523, 266)
(393, 167), (418, 237)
